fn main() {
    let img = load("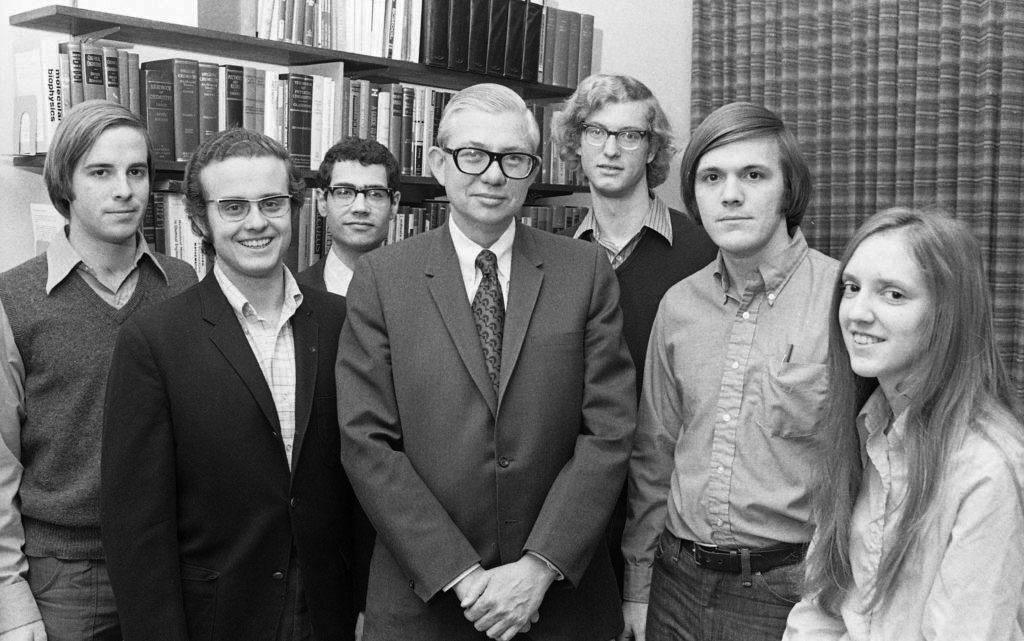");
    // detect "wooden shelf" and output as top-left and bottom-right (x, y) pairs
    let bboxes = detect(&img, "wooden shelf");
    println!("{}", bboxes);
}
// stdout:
(9, 5), (573, 99)
(11, 155), (584, 198)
